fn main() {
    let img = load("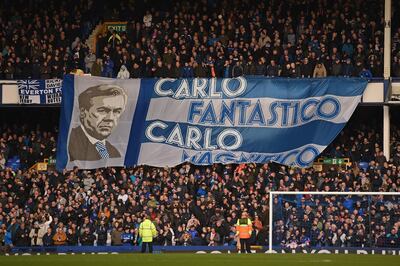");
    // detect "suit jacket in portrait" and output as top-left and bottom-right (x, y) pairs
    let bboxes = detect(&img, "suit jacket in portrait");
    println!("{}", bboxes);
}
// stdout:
(68, 126), (121, 161)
